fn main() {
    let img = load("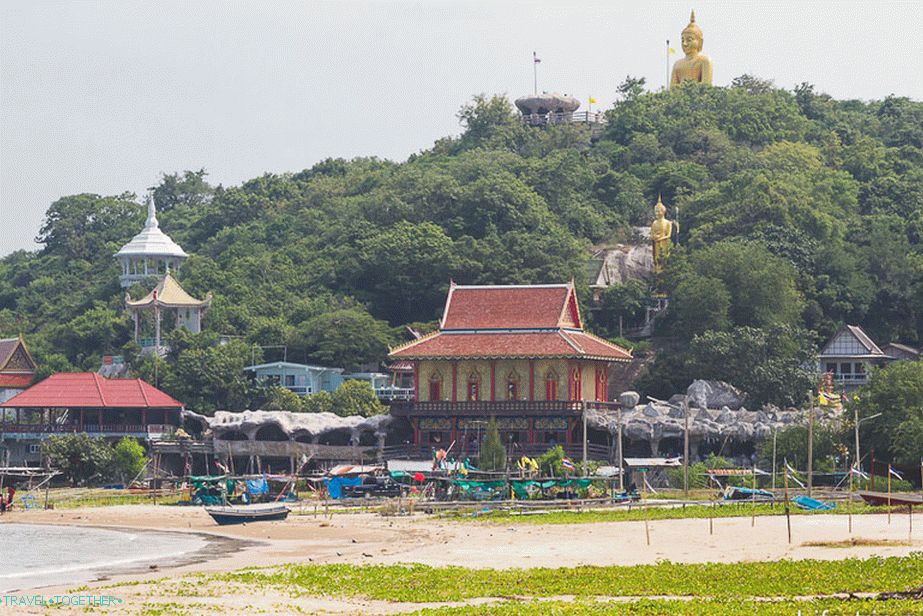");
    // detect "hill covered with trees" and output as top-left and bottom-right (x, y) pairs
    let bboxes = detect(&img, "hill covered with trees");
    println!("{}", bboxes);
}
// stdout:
(2, 76), (923, 415)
